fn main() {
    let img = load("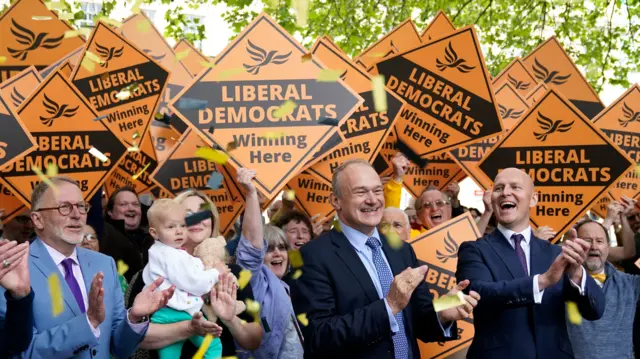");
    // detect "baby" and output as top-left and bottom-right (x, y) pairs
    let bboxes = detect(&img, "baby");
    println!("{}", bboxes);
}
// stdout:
(142, 199), (222, 359)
